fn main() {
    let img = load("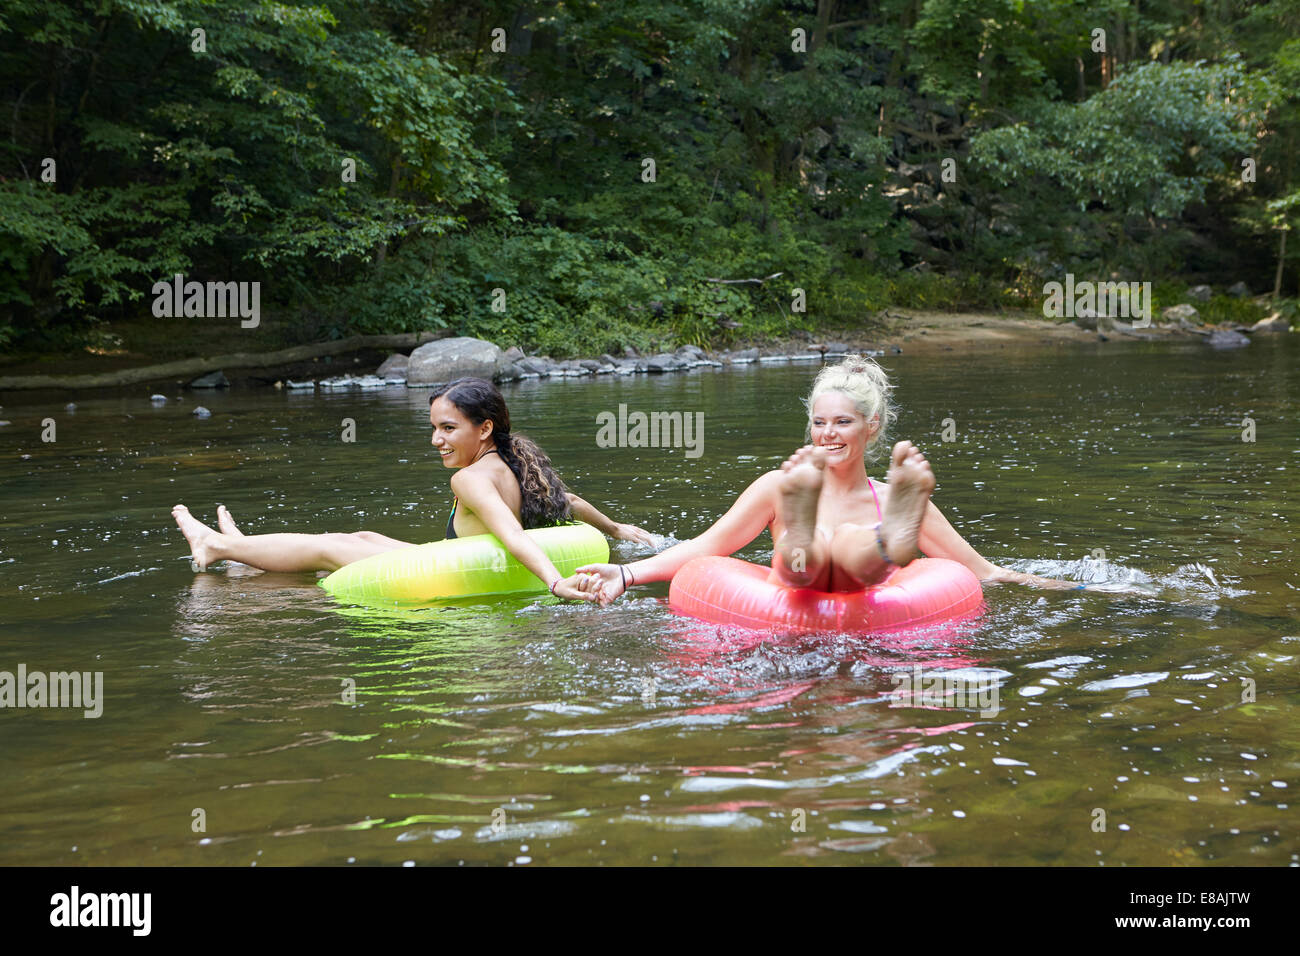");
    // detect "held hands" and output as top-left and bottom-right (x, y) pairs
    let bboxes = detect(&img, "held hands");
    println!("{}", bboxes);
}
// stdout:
(569, 563), (627, 606)
(550, 574), (601, 602)
(554, 561), (640, 606)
